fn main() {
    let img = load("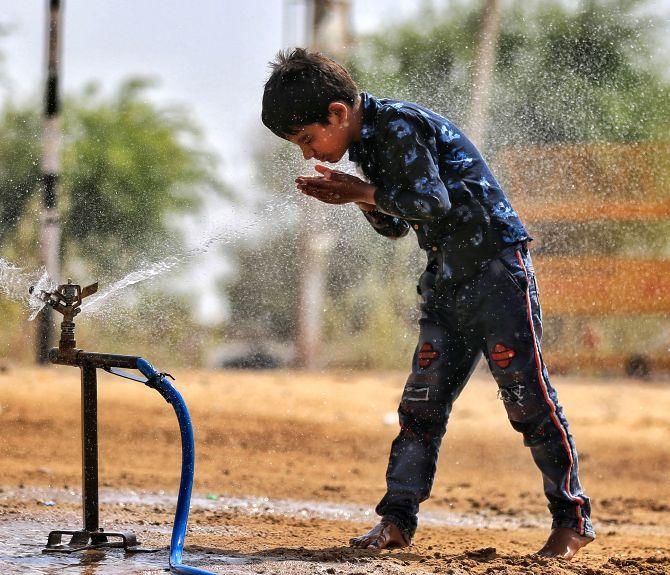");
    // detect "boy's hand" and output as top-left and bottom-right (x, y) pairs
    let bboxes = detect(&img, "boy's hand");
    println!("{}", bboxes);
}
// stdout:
(296, 165), (376, 207)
